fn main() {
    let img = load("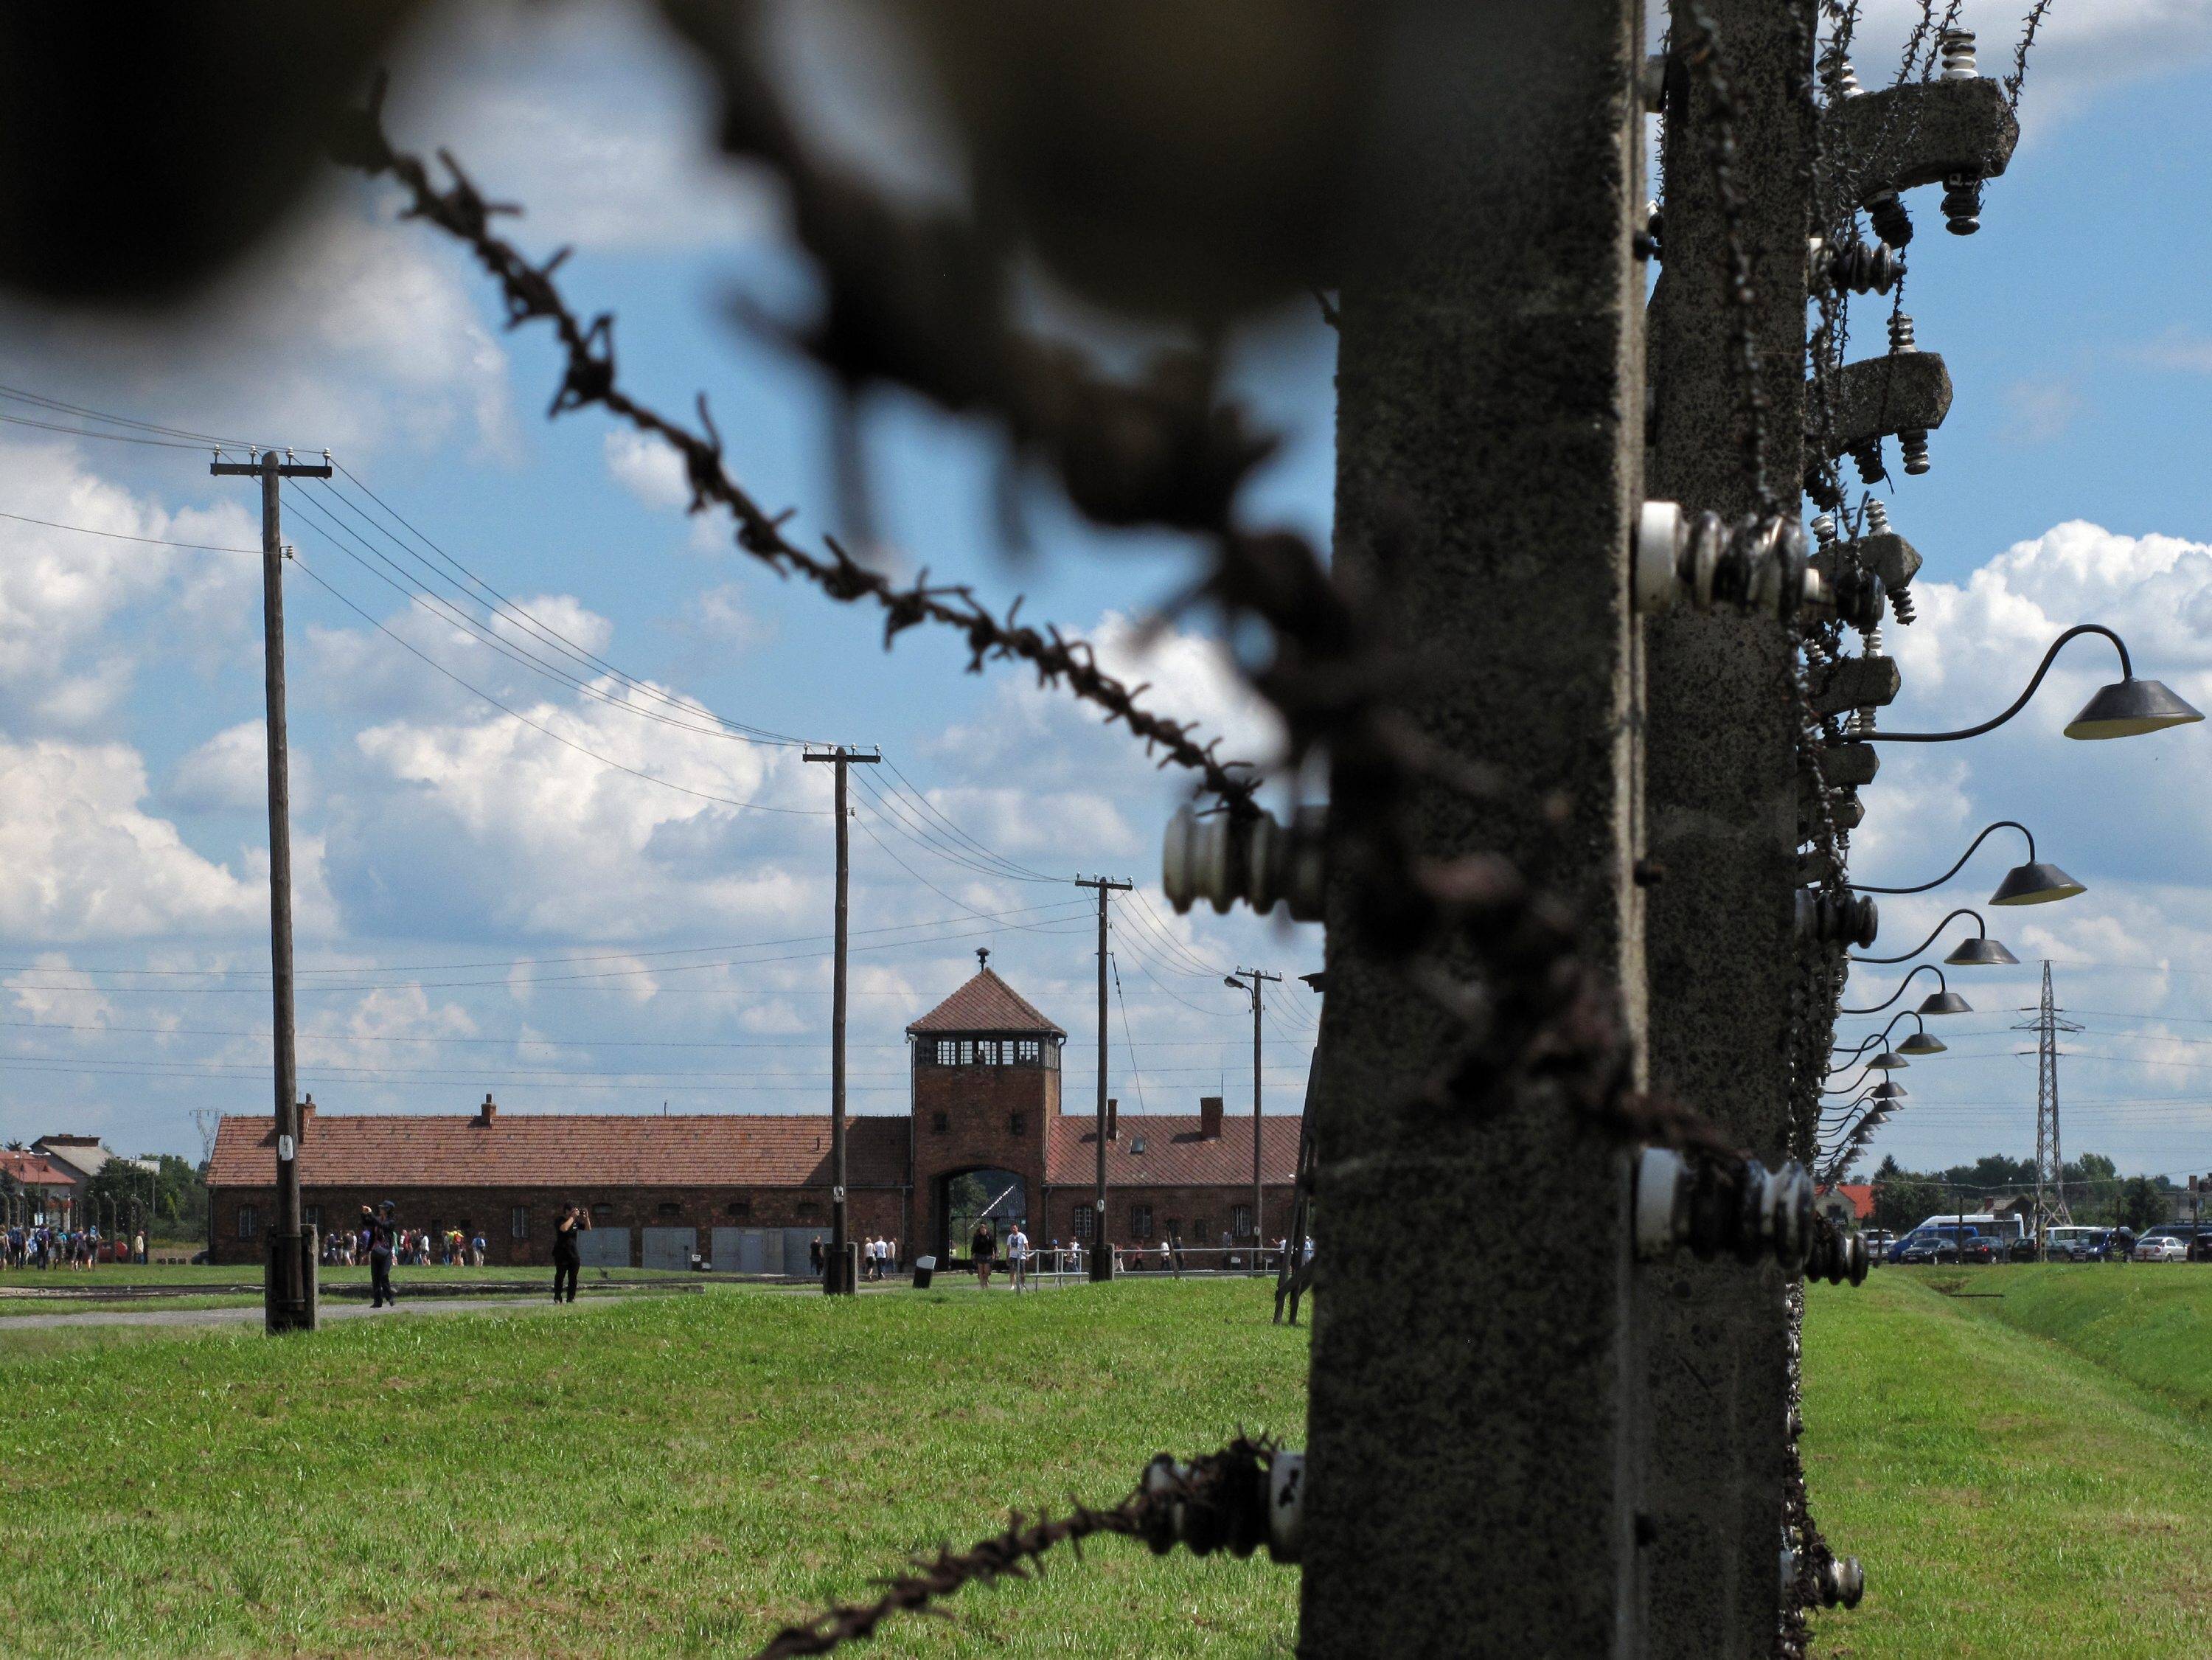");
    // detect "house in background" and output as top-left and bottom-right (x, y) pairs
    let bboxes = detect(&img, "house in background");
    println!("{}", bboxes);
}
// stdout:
(1, 1150), (80, 1226)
